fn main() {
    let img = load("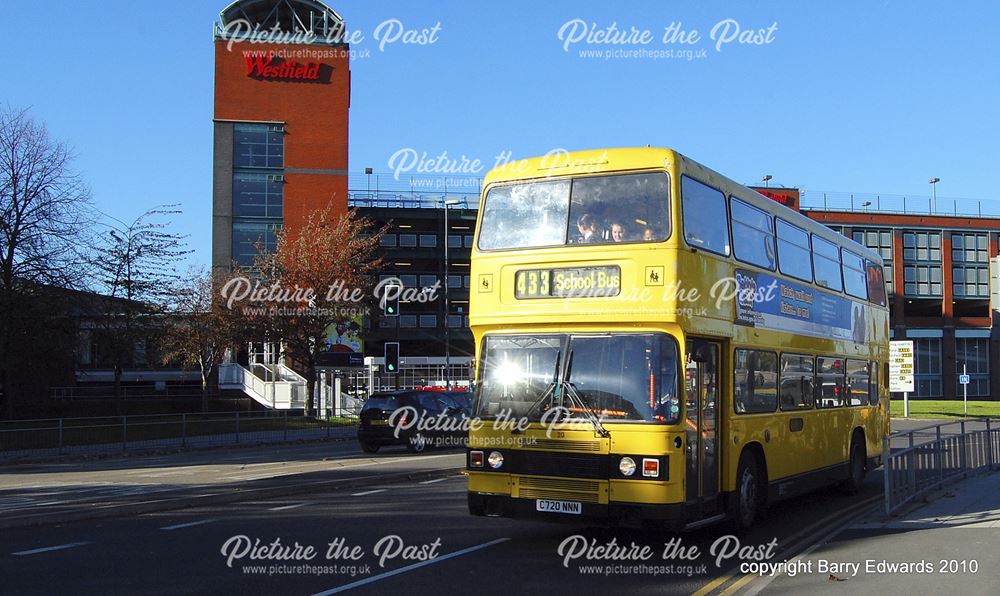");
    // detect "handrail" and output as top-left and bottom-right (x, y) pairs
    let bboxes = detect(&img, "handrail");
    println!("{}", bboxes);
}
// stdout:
(883, 418), (998, 516)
